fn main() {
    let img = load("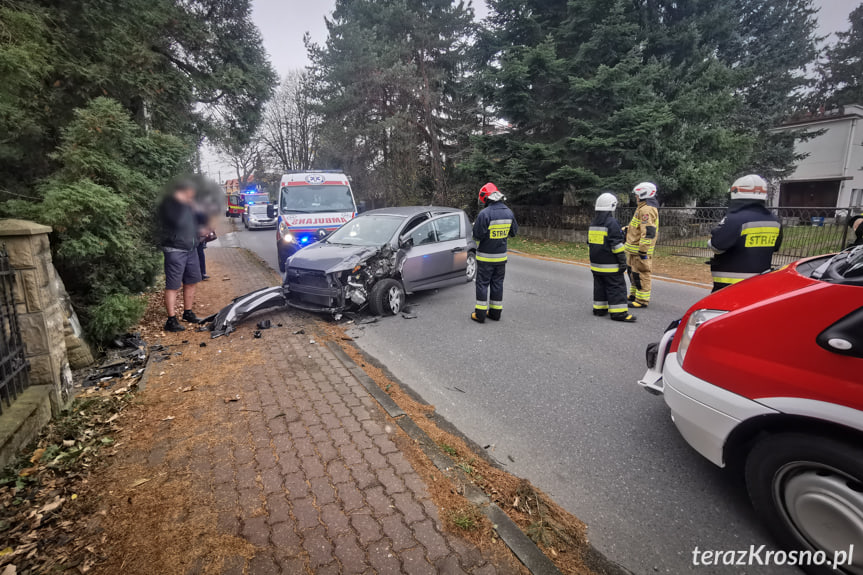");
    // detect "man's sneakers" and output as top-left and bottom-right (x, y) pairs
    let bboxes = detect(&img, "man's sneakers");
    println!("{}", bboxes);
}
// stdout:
(182, 309), (202, 324)
(164, 316), (185, 332)
(629, 301), (648, 309)
(611, 313), (637, 323)
(202, 274), (211, 281)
